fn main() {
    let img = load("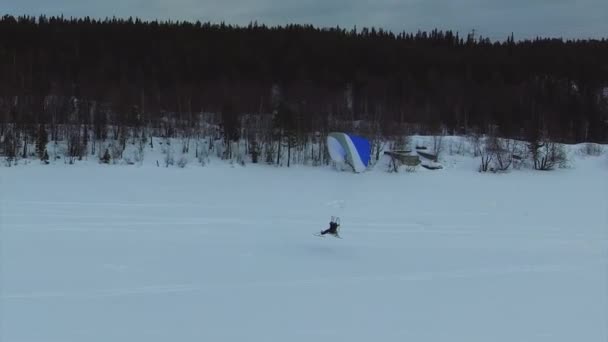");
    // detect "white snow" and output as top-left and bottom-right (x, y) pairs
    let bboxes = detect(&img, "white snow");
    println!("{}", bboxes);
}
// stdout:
(1, 140), (607, 342)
